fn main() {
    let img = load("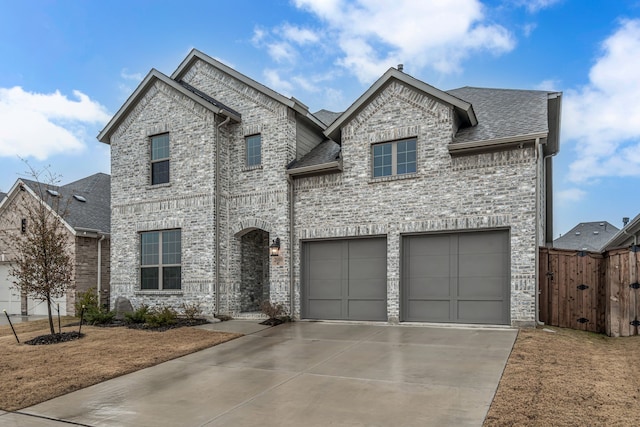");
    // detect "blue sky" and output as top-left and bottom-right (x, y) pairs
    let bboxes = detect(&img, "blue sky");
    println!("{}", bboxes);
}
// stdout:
(1, 0), (640, 237)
